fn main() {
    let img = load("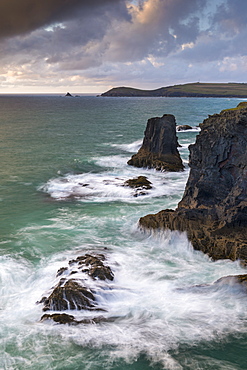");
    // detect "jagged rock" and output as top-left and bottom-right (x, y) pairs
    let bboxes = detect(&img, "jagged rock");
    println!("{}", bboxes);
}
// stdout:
(124, 176), (152, 196)
(139, 103), (247, 263)
(41, 313), (76, 324)
(38, 254), (114, 321)
(40, 313), (119, 325)
(177, 124), (192, 131)
(69, 254), (114, 281)
(128, 114), (184, 171)
(42, 279), (96, 311)
(124, 176), (152, 190)
(65, 92), (73, 97)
